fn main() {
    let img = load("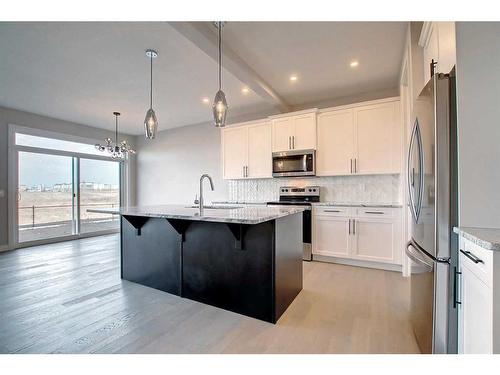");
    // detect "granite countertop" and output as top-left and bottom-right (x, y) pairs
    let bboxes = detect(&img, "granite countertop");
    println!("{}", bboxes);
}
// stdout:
(313, 202), (403, 208)
(88, 204), (305, 225)
(453, 226), (500, 251)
